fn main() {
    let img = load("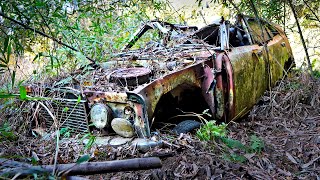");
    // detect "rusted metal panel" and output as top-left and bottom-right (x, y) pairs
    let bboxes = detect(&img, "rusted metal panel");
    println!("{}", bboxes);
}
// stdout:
(228, 45), (267, 118)
(222, 54), (236, 120)
(201, 64), (216, 115)
(83, 91), (128, 104)
(134, 60), (208, 120)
